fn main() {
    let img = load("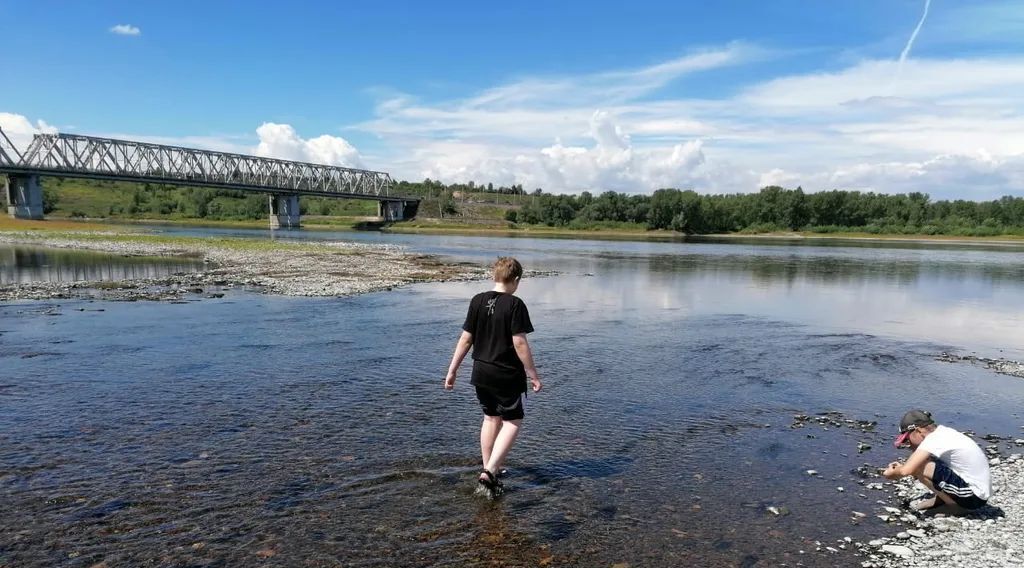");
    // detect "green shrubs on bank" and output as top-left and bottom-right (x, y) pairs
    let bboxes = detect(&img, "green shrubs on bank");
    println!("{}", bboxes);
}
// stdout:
(32, 176), (1024, 238)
